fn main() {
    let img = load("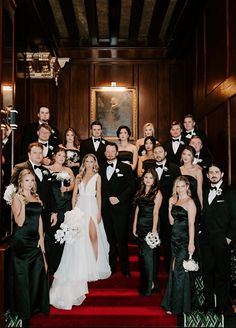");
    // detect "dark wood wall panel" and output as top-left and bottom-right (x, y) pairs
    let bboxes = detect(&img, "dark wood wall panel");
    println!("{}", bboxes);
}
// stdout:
(207, 104), (228, 181)
(169, 62), (188, 128)
(205, 0), (227, 95)
(158, 62), (170, 143)
(195, 16), (205, 104)
(137, 64), (158, 140)
(228, 0), (236, 75)
(192, 0), (236, 185)
(93, 64), (134, 87)
(230, 95), (236, 185)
